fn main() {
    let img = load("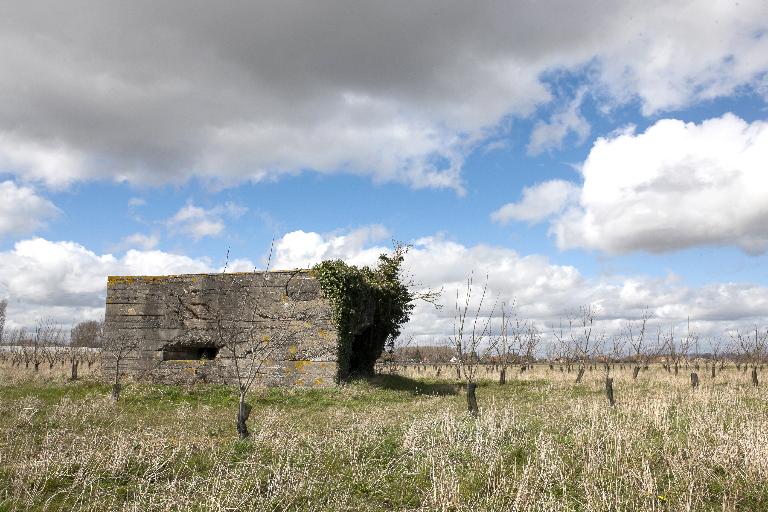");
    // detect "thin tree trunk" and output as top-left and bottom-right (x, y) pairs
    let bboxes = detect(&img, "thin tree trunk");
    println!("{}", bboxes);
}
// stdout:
(605, 377), (615, 406)
(632, 366), (640, 379)
(237, 393), (252, 439)
(575, 367), (585, 383)
(466, 382), (478, 417)
(752, 367), (759, 387)
(112, 358), (121, 401)
(690, 372), (699, 389)
(499, 368), (506, 384)
(711, 364), (716, 379)
(70, 361), (78, 381)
